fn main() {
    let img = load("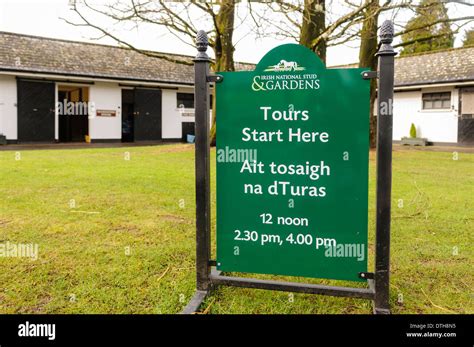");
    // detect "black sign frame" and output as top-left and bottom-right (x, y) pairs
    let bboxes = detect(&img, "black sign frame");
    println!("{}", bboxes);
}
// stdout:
(183, 21), (397, 315)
